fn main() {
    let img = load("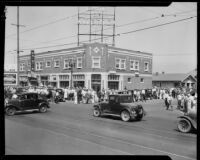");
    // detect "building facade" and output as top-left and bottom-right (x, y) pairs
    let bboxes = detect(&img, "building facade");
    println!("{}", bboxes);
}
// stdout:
(19, 43), (153, 92)
(152, 73), (197, 89)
